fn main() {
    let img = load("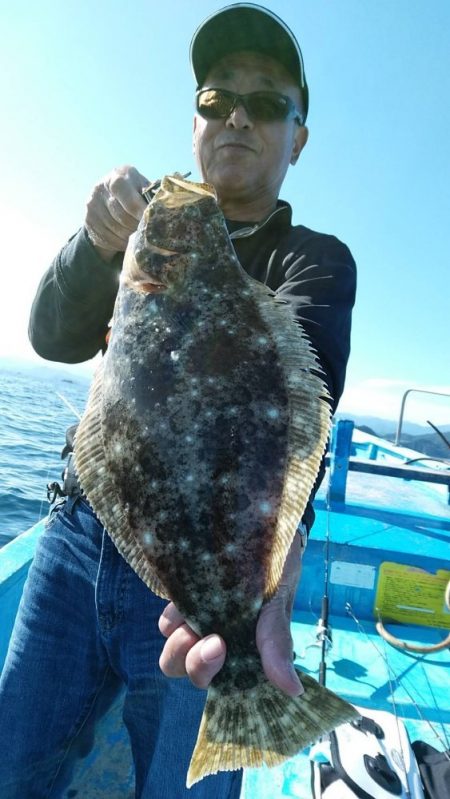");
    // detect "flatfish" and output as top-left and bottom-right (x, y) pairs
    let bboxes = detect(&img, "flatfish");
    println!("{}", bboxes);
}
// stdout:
(74, 175), (357, 786)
